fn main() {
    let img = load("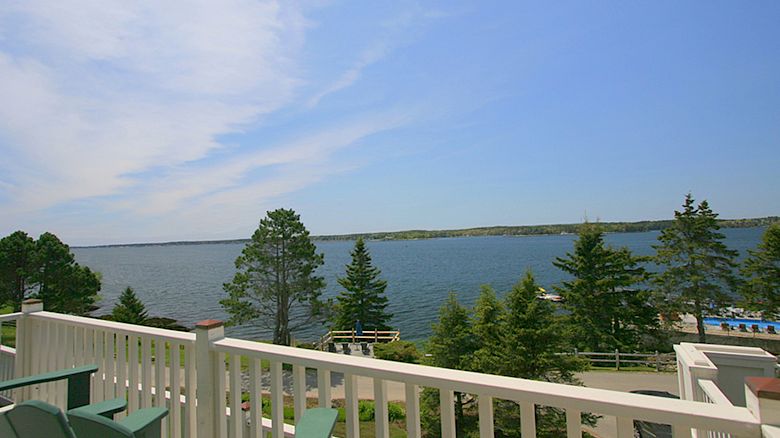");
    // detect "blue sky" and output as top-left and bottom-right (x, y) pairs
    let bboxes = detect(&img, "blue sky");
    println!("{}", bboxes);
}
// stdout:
(1, 1), (778, 245)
